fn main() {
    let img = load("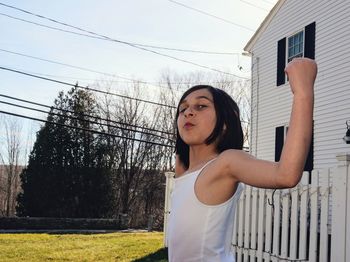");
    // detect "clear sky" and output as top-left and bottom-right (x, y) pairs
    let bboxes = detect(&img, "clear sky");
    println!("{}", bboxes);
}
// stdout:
(0, 0), (277, 162)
